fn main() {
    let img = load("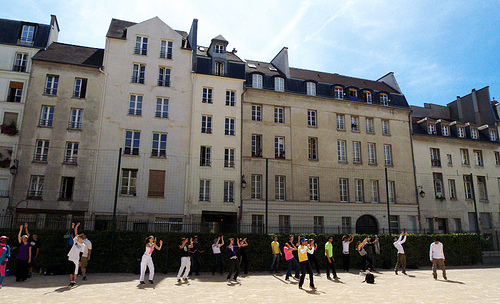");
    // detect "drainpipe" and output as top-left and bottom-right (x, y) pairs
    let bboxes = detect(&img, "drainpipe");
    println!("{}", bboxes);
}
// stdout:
(239, 88), (247, 231)
(408, 111), (422, 233)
